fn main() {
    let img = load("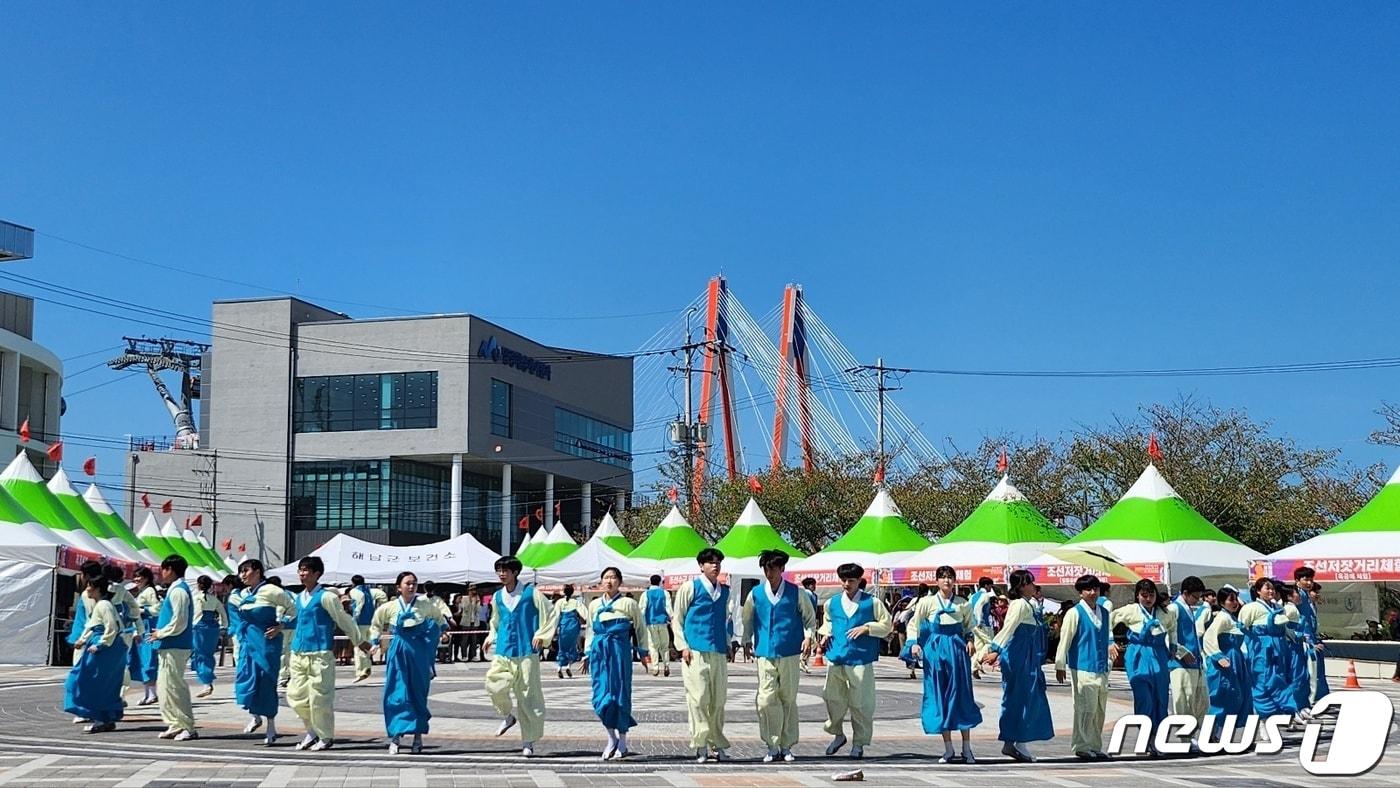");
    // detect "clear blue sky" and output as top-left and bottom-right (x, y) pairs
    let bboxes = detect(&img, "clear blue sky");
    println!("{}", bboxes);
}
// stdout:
(6, 5), (1400, 495)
